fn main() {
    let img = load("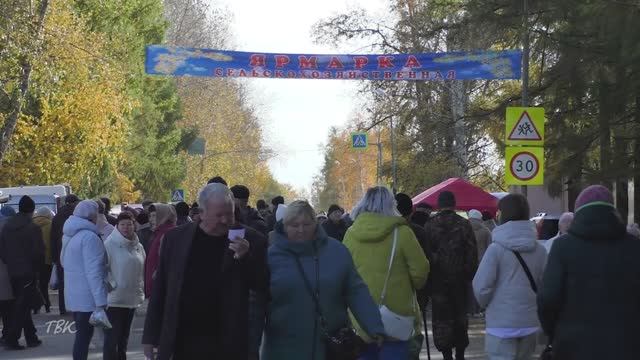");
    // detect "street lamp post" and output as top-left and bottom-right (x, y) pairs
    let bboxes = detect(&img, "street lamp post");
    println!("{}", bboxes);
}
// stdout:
(369, 130), (384, 185)
(365, 113), (396, 191)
